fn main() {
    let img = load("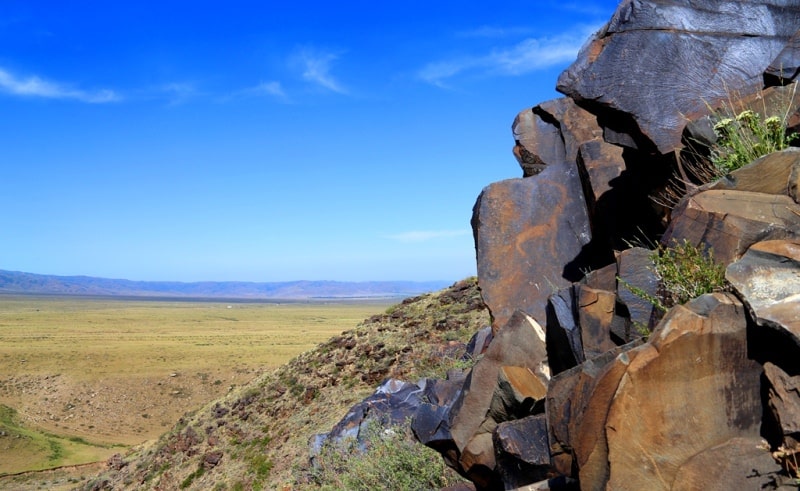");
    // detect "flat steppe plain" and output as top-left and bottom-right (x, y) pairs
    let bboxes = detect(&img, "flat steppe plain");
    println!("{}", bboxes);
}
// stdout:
(0, 294), (391, 477)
